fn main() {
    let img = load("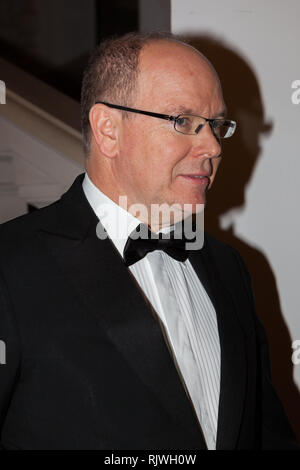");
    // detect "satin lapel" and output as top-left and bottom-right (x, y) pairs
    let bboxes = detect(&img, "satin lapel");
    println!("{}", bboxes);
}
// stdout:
(189, 242), (247, 450)
(38, 175), (206, 447)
